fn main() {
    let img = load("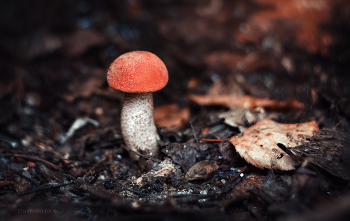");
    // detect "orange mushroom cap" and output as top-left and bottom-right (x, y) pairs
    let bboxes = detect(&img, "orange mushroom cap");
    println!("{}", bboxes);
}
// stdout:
(107, 51), (168, 93)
